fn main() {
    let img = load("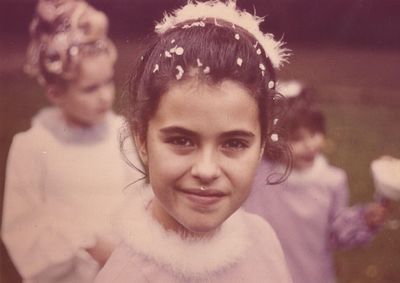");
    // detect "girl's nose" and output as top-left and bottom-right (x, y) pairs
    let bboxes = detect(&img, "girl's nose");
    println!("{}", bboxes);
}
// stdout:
(191, 149), (221, 183)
